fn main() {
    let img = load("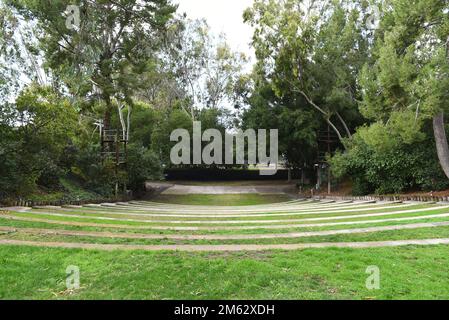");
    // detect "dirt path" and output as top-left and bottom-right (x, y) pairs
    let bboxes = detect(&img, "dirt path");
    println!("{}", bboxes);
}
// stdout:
(1, 221), (449, 240)
(1, 238), (449, 252)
